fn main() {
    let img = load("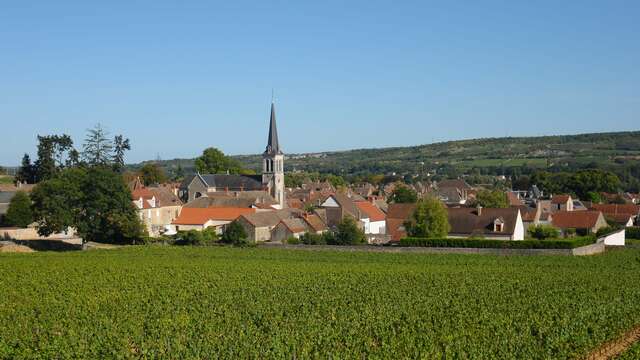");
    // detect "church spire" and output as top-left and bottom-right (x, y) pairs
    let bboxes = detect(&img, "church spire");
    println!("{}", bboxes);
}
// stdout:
(265, 102), (282, 155)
